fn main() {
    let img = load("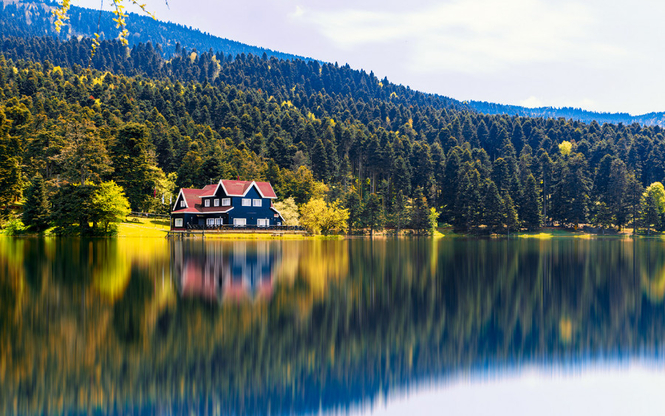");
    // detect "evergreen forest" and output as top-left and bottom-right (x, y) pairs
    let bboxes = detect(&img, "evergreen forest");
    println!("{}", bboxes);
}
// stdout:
(2, 3), (665, 234)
